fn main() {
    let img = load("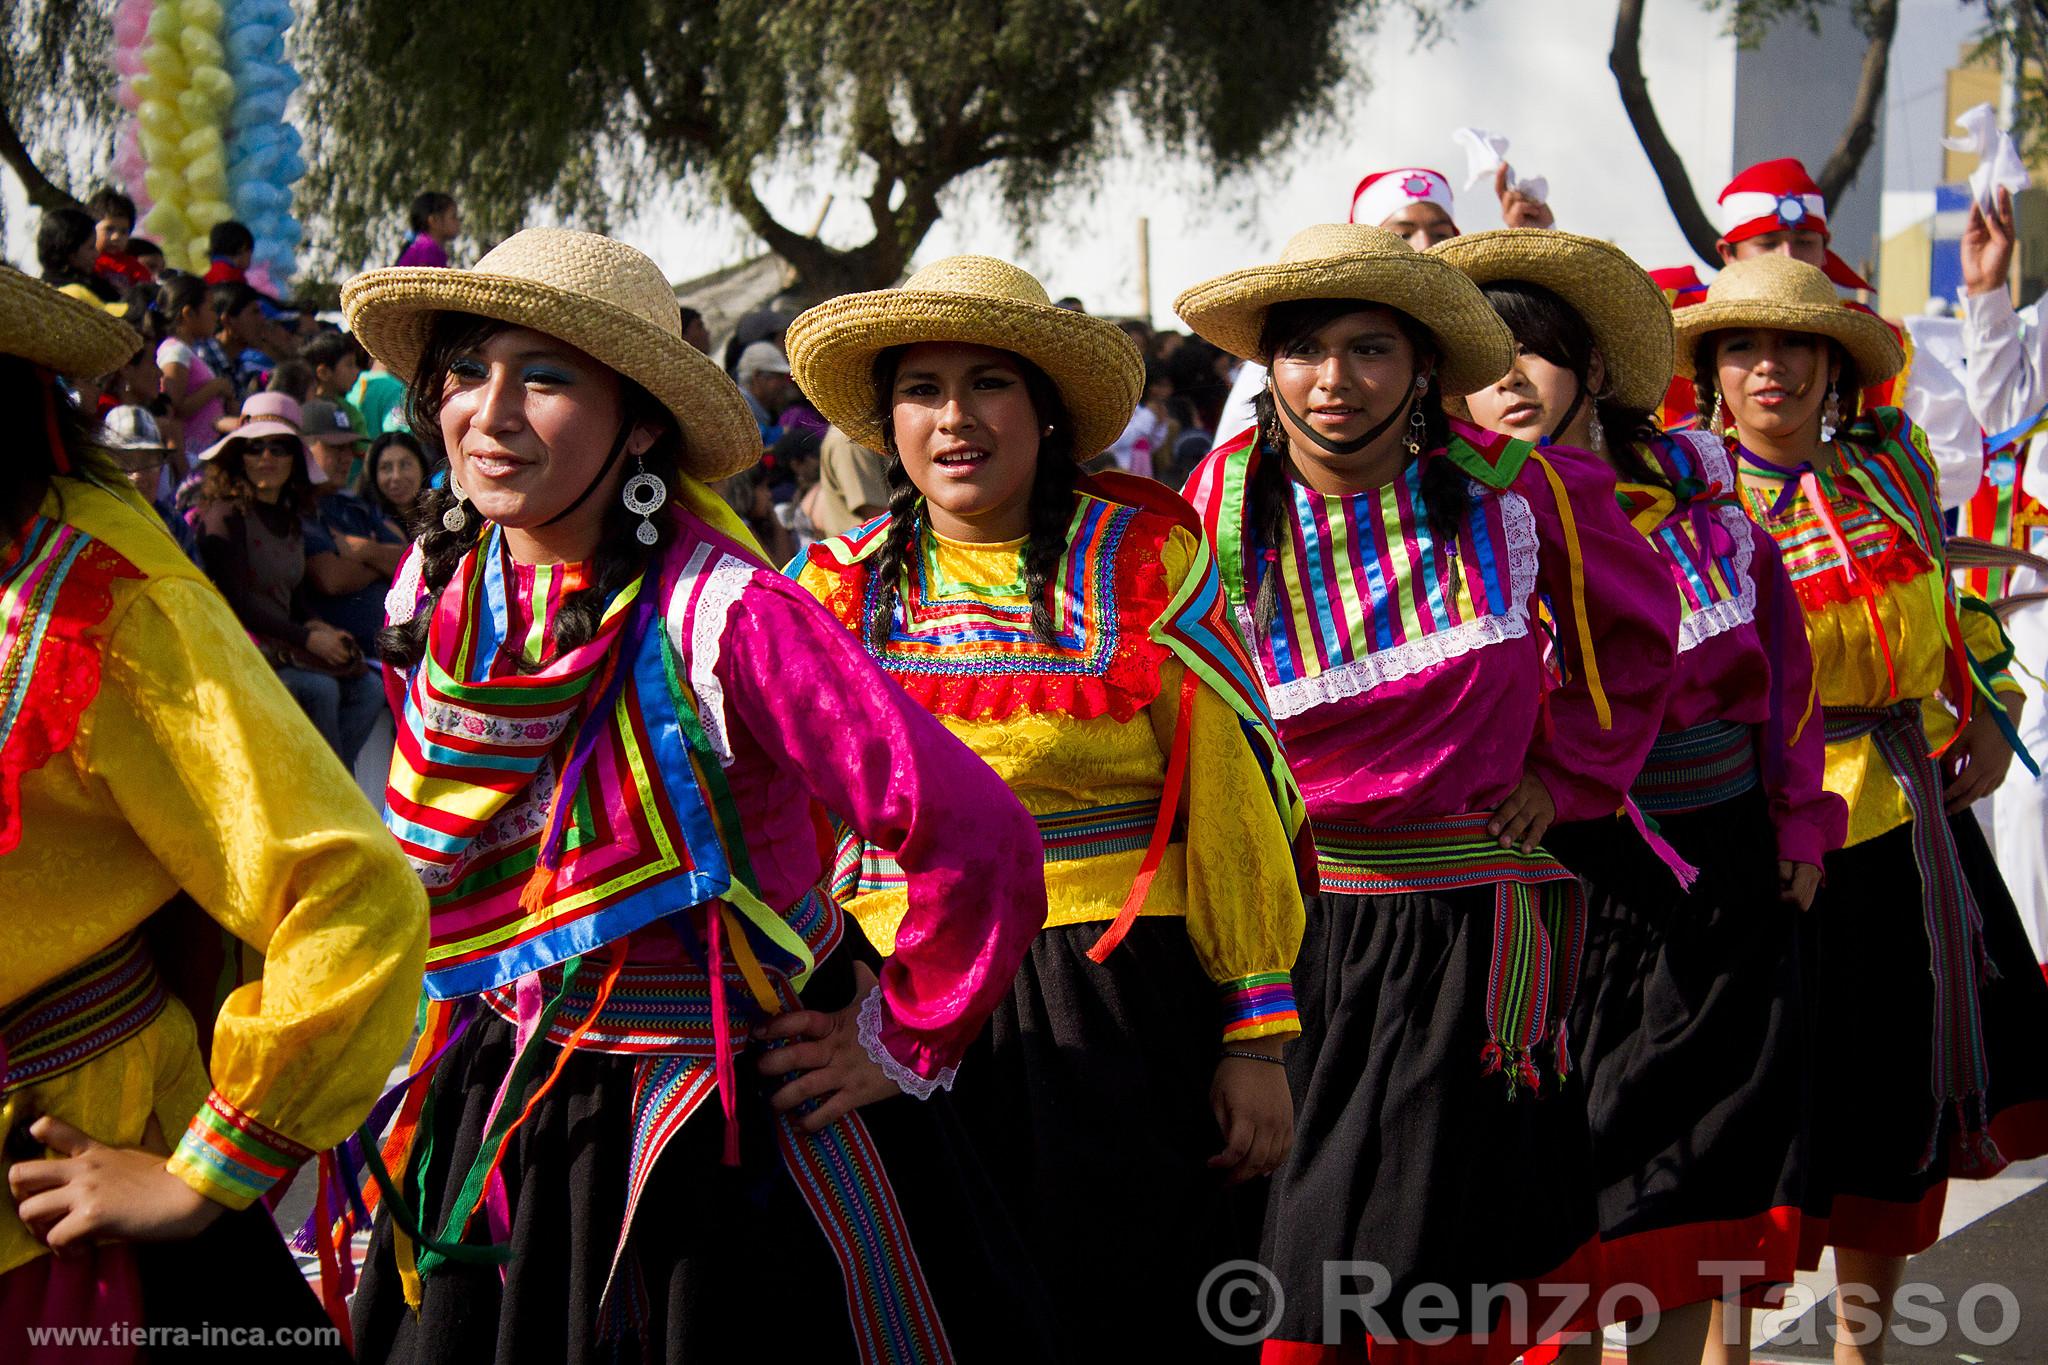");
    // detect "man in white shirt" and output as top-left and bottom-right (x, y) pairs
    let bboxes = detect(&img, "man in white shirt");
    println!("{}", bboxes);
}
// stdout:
(1957, 185), (2048, 973)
